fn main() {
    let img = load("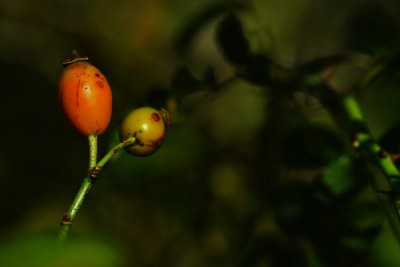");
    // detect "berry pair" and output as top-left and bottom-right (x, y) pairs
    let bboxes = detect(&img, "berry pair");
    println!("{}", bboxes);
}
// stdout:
(58, 50), (168, 156)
